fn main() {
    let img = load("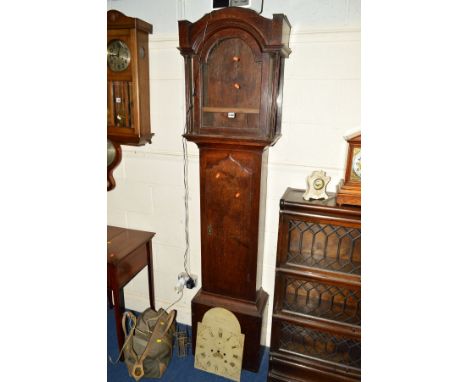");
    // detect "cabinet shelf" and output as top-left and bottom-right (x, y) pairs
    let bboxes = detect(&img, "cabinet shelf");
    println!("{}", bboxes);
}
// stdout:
(286, 251), (361, 275)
